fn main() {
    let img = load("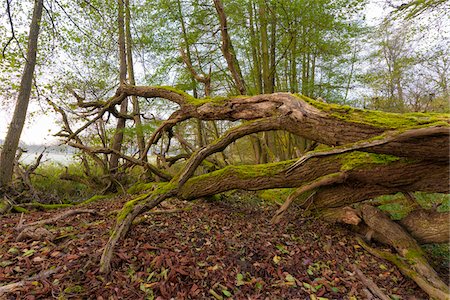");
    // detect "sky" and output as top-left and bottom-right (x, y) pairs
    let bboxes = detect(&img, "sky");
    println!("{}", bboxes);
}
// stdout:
(0, 1), (402, 146)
